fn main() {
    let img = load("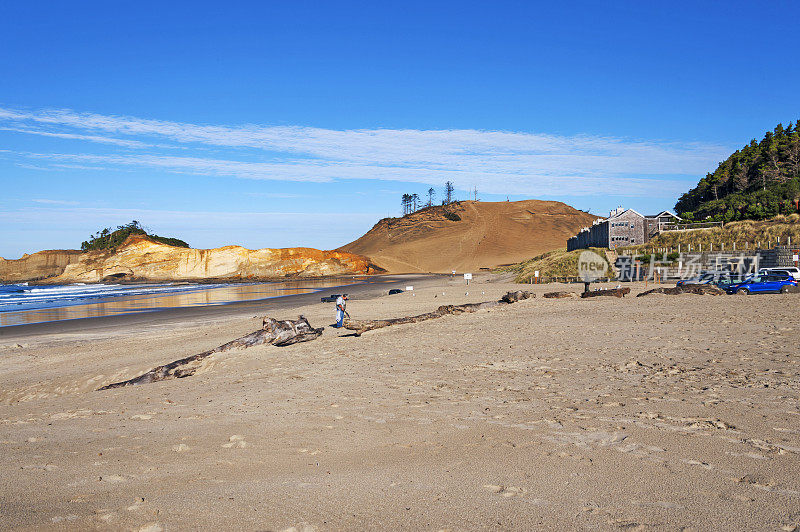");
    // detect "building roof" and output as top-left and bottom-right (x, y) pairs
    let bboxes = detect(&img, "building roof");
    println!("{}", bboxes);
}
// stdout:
(608, 208), (644, 219)
(644, 210), (682, 220)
